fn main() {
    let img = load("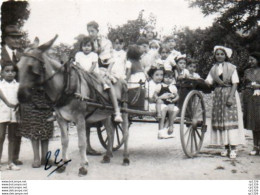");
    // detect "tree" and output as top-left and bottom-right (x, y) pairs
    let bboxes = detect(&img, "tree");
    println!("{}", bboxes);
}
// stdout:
(189, 0), (260, 33)
(107, 10), (148, 47)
